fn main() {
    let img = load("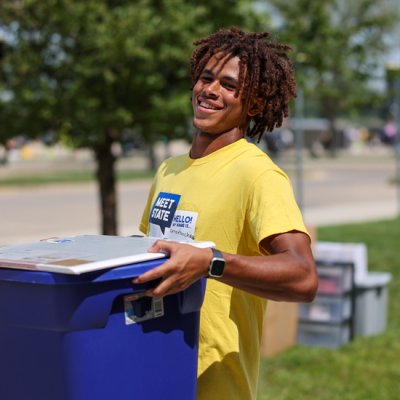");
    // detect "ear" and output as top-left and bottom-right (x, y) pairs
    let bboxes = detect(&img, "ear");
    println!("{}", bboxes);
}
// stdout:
(247, 97), (263, 117)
